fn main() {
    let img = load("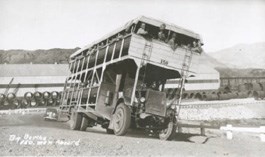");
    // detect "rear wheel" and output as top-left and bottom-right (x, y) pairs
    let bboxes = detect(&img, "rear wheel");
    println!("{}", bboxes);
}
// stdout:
(113, 103), (131, 136)
(80, 116), (89, 131)
(159, 119), (177, 141)
(70, 110), (82, 130)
